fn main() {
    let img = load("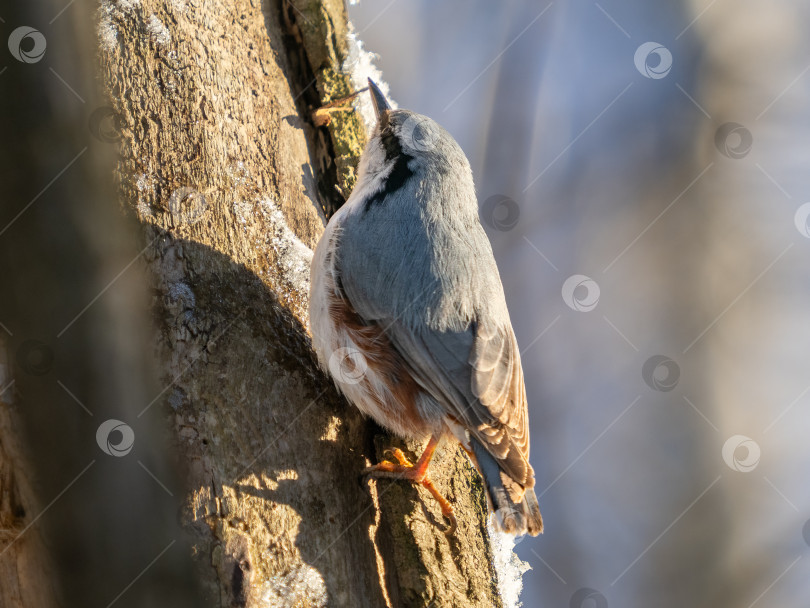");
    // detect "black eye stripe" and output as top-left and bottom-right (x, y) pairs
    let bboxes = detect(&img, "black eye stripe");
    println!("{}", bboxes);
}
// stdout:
(362, 115), (416, 213)
(364, 128), (414, 214)
(363, 154), (414, 213)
